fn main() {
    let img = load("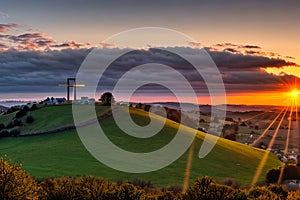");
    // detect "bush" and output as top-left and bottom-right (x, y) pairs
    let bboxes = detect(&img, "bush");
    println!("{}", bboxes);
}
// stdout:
(30, 104), (38, 111)
(5, 106), (19, 114)
(117, 183), (145, 200)
(0, 156), (38, 199)
(136, 103), (143, 109)
(268, 184), (288, 199)
(287, 190), (300, 199)
(100, 92), (114, 106)
(0, 130), (9, 137)
(10, 129), (21, 137)
(224, 133), (236, 141)
(248, 186), (278, 200)
(184, 176), (237, 200)
(227, 189), (247, 200)
(0, 123), (5, 131)
(165, 107), (181, 123)
(15, 109), (27, 118)
(12, 118), (22, 126)
(144, 104), (151, 112)
(266, 168), (280, 183)
(157, 191), (178, 200)
(39, 177), (81, 200)
(26, 115), (34, 124)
